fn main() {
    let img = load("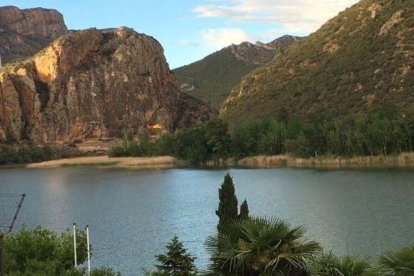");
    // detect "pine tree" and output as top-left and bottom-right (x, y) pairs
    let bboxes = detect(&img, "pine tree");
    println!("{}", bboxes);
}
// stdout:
(239, 199), (249, 220)
(154, 235), (197, 275)
(216, 173), (238, 230)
